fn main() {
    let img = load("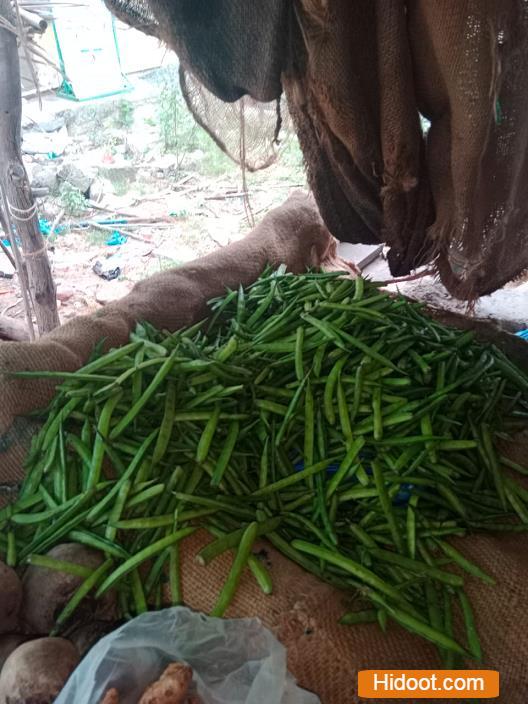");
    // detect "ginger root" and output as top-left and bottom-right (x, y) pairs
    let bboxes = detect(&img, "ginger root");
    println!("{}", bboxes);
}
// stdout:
(100, 687), (120, 704)
(98, 663), (202, 704)
(138, 663), (194, 704)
